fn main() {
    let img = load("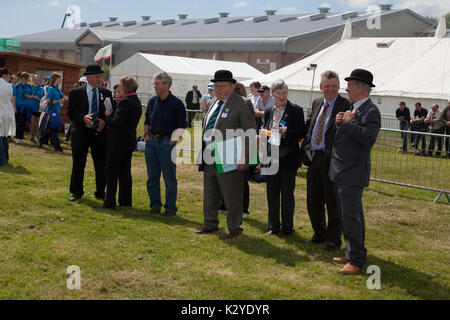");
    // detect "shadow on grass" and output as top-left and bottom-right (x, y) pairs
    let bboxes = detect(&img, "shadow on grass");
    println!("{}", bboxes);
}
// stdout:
(80, 197), (202, 229)
(0, 164), (31, 175)
(365, 255), (450, 299)
(221, 233), (311, 267)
